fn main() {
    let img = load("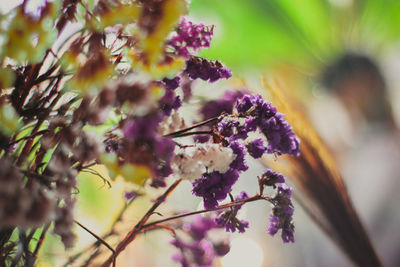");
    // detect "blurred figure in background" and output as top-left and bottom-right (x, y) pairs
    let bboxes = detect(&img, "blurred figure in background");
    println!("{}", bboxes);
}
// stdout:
(322, 53), (396, 133)
(311, 52), (400, 267)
